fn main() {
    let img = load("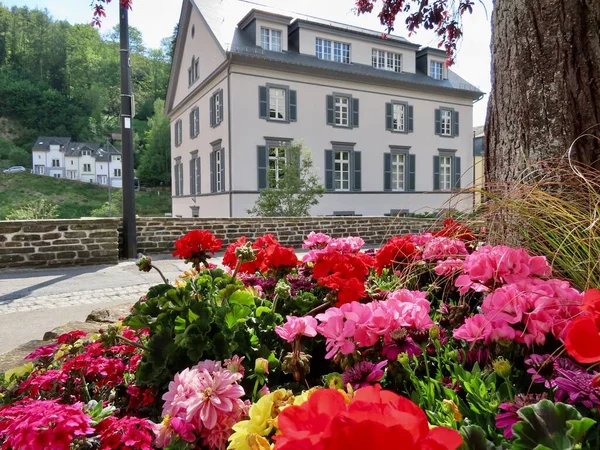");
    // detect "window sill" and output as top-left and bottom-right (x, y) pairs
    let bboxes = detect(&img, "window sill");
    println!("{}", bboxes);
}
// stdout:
(265, 118), (290, 124)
